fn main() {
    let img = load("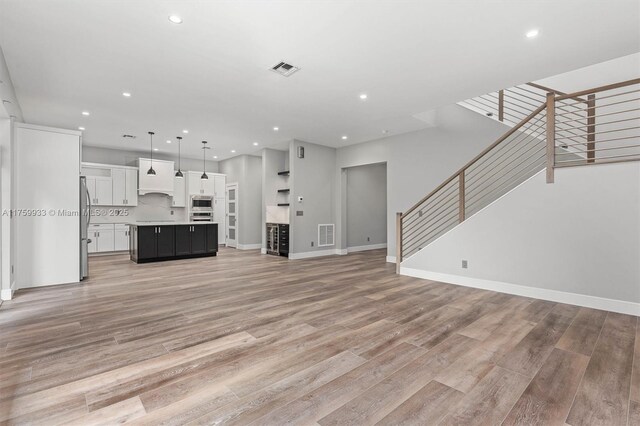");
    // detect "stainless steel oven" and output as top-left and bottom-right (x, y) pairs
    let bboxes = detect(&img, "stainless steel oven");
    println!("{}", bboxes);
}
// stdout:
(190, 195), (213, 222)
